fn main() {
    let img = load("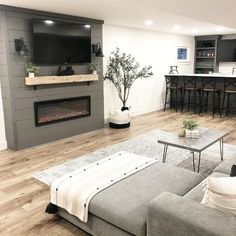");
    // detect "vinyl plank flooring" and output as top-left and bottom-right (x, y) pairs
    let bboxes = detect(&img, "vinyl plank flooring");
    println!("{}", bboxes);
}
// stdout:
(0, 110), (236, 235)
